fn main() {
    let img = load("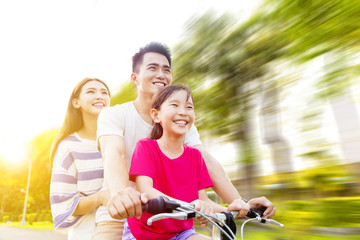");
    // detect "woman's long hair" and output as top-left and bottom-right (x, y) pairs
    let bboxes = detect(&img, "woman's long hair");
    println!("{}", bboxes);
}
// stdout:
(49, 78), (110, 163)
(150, 85), (193, 140)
